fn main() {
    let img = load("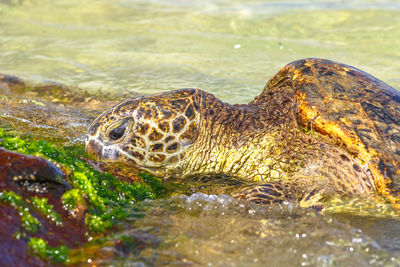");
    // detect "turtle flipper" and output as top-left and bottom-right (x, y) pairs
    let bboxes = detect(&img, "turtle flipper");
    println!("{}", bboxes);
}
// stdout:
(232, 181), (324, 208)
(232, 182), (290, 204)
